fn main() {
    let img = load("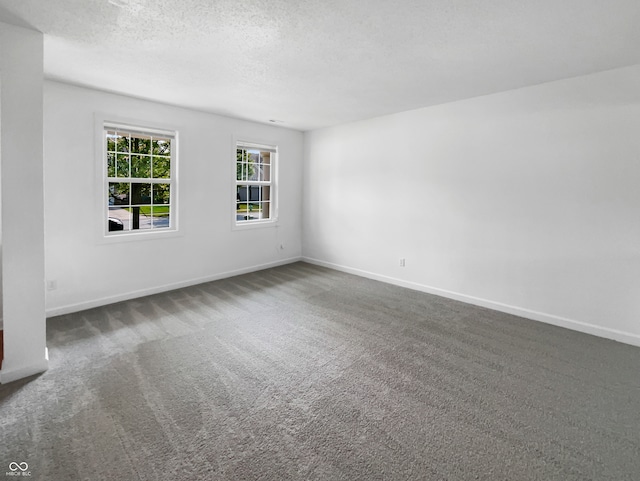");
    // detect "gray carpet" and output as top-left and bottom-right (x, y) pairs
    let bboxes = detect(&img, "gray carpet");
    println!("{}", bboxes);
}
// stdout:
(1, 262), (639, 480)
